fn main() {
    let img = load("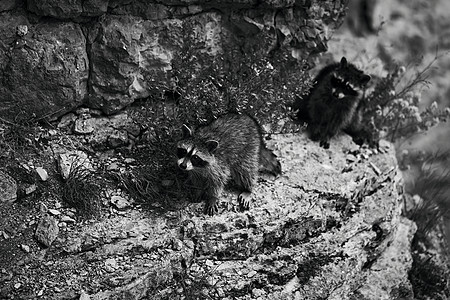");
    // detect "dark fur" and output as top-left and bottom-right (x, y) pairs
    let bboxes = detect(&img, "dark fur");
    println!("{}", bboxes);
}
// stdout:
(177, 113), (281, 215)
(342, 98), (379, 148)
(294, 57), (372, 148)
